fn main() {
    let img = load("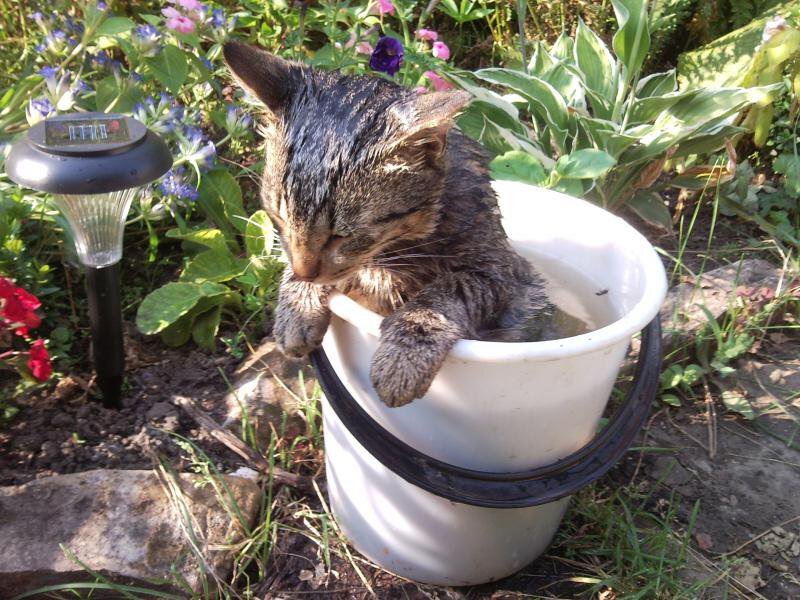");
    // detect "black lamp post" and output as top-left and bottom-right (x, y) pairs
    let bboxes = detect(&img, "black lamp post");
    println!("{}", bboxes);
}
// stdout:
(6, 112), (172, 407)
